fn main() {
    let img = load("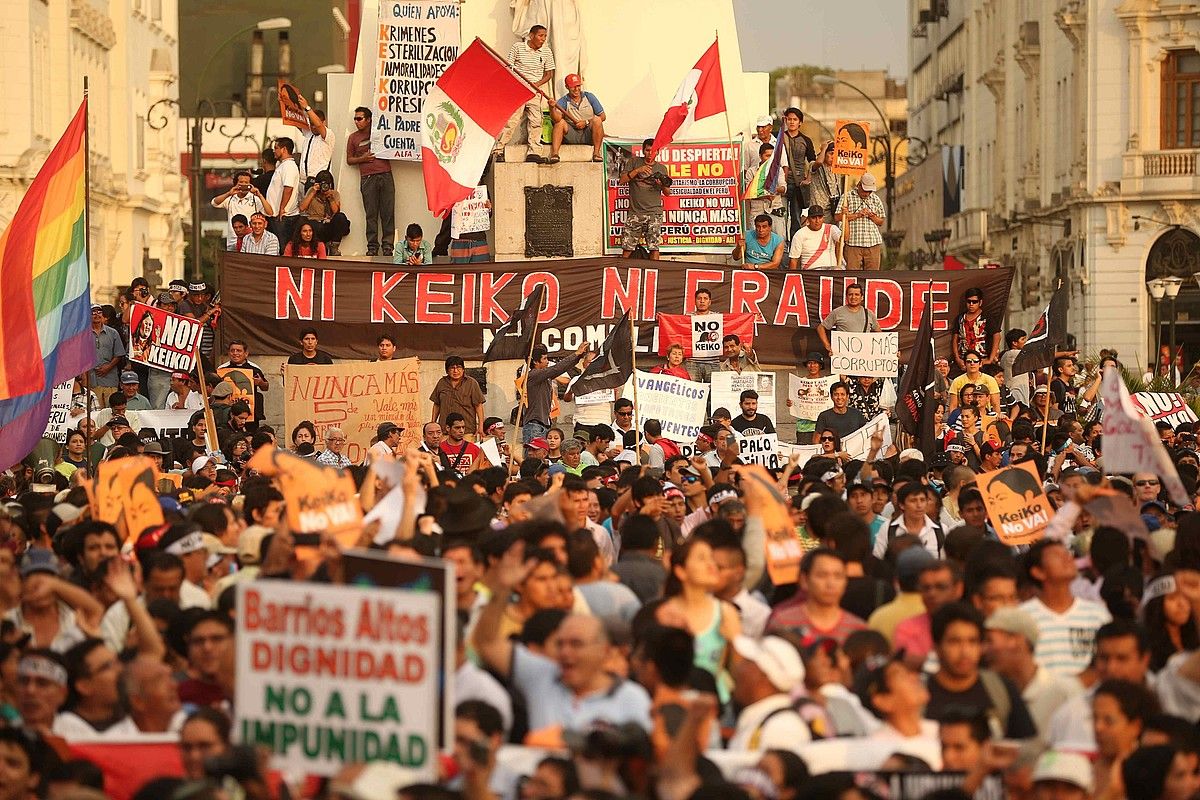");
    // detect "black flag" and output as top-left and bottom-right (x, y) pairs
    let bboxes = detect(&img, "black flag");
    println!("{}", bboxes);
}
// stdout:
(482, 285), (545, 363)
(1011, 283), (1069, 374)
(567, 313), (634, 396)
(896, 299), (935, 439)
